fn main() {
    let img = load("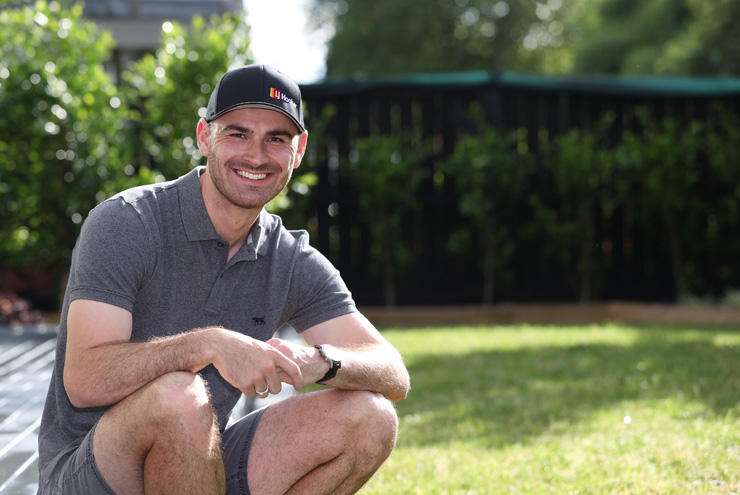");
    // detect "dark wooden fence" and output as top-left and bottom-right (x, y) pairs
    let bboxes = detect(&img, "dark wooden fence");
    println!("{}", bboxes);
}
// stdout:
(299, 72), (740, 305)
